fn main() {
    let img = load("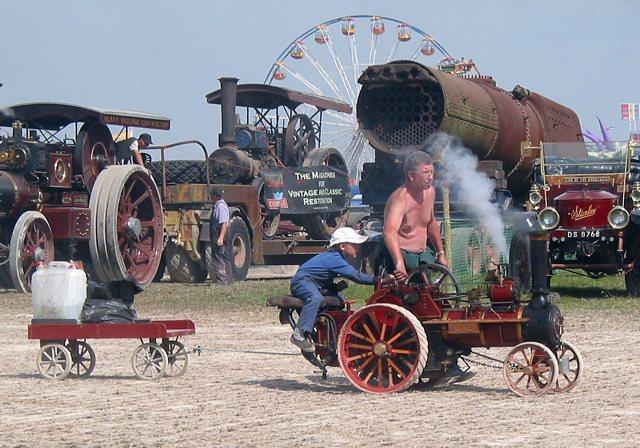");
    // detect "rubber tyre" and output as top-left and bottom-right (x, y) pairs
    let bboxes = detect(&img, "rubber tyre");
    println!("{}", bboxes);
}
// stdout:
(165, 242), (207, 284)
(147, 160), (208, 185)
(206, 216), (251, 281)
(152, 251), (166, 283)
